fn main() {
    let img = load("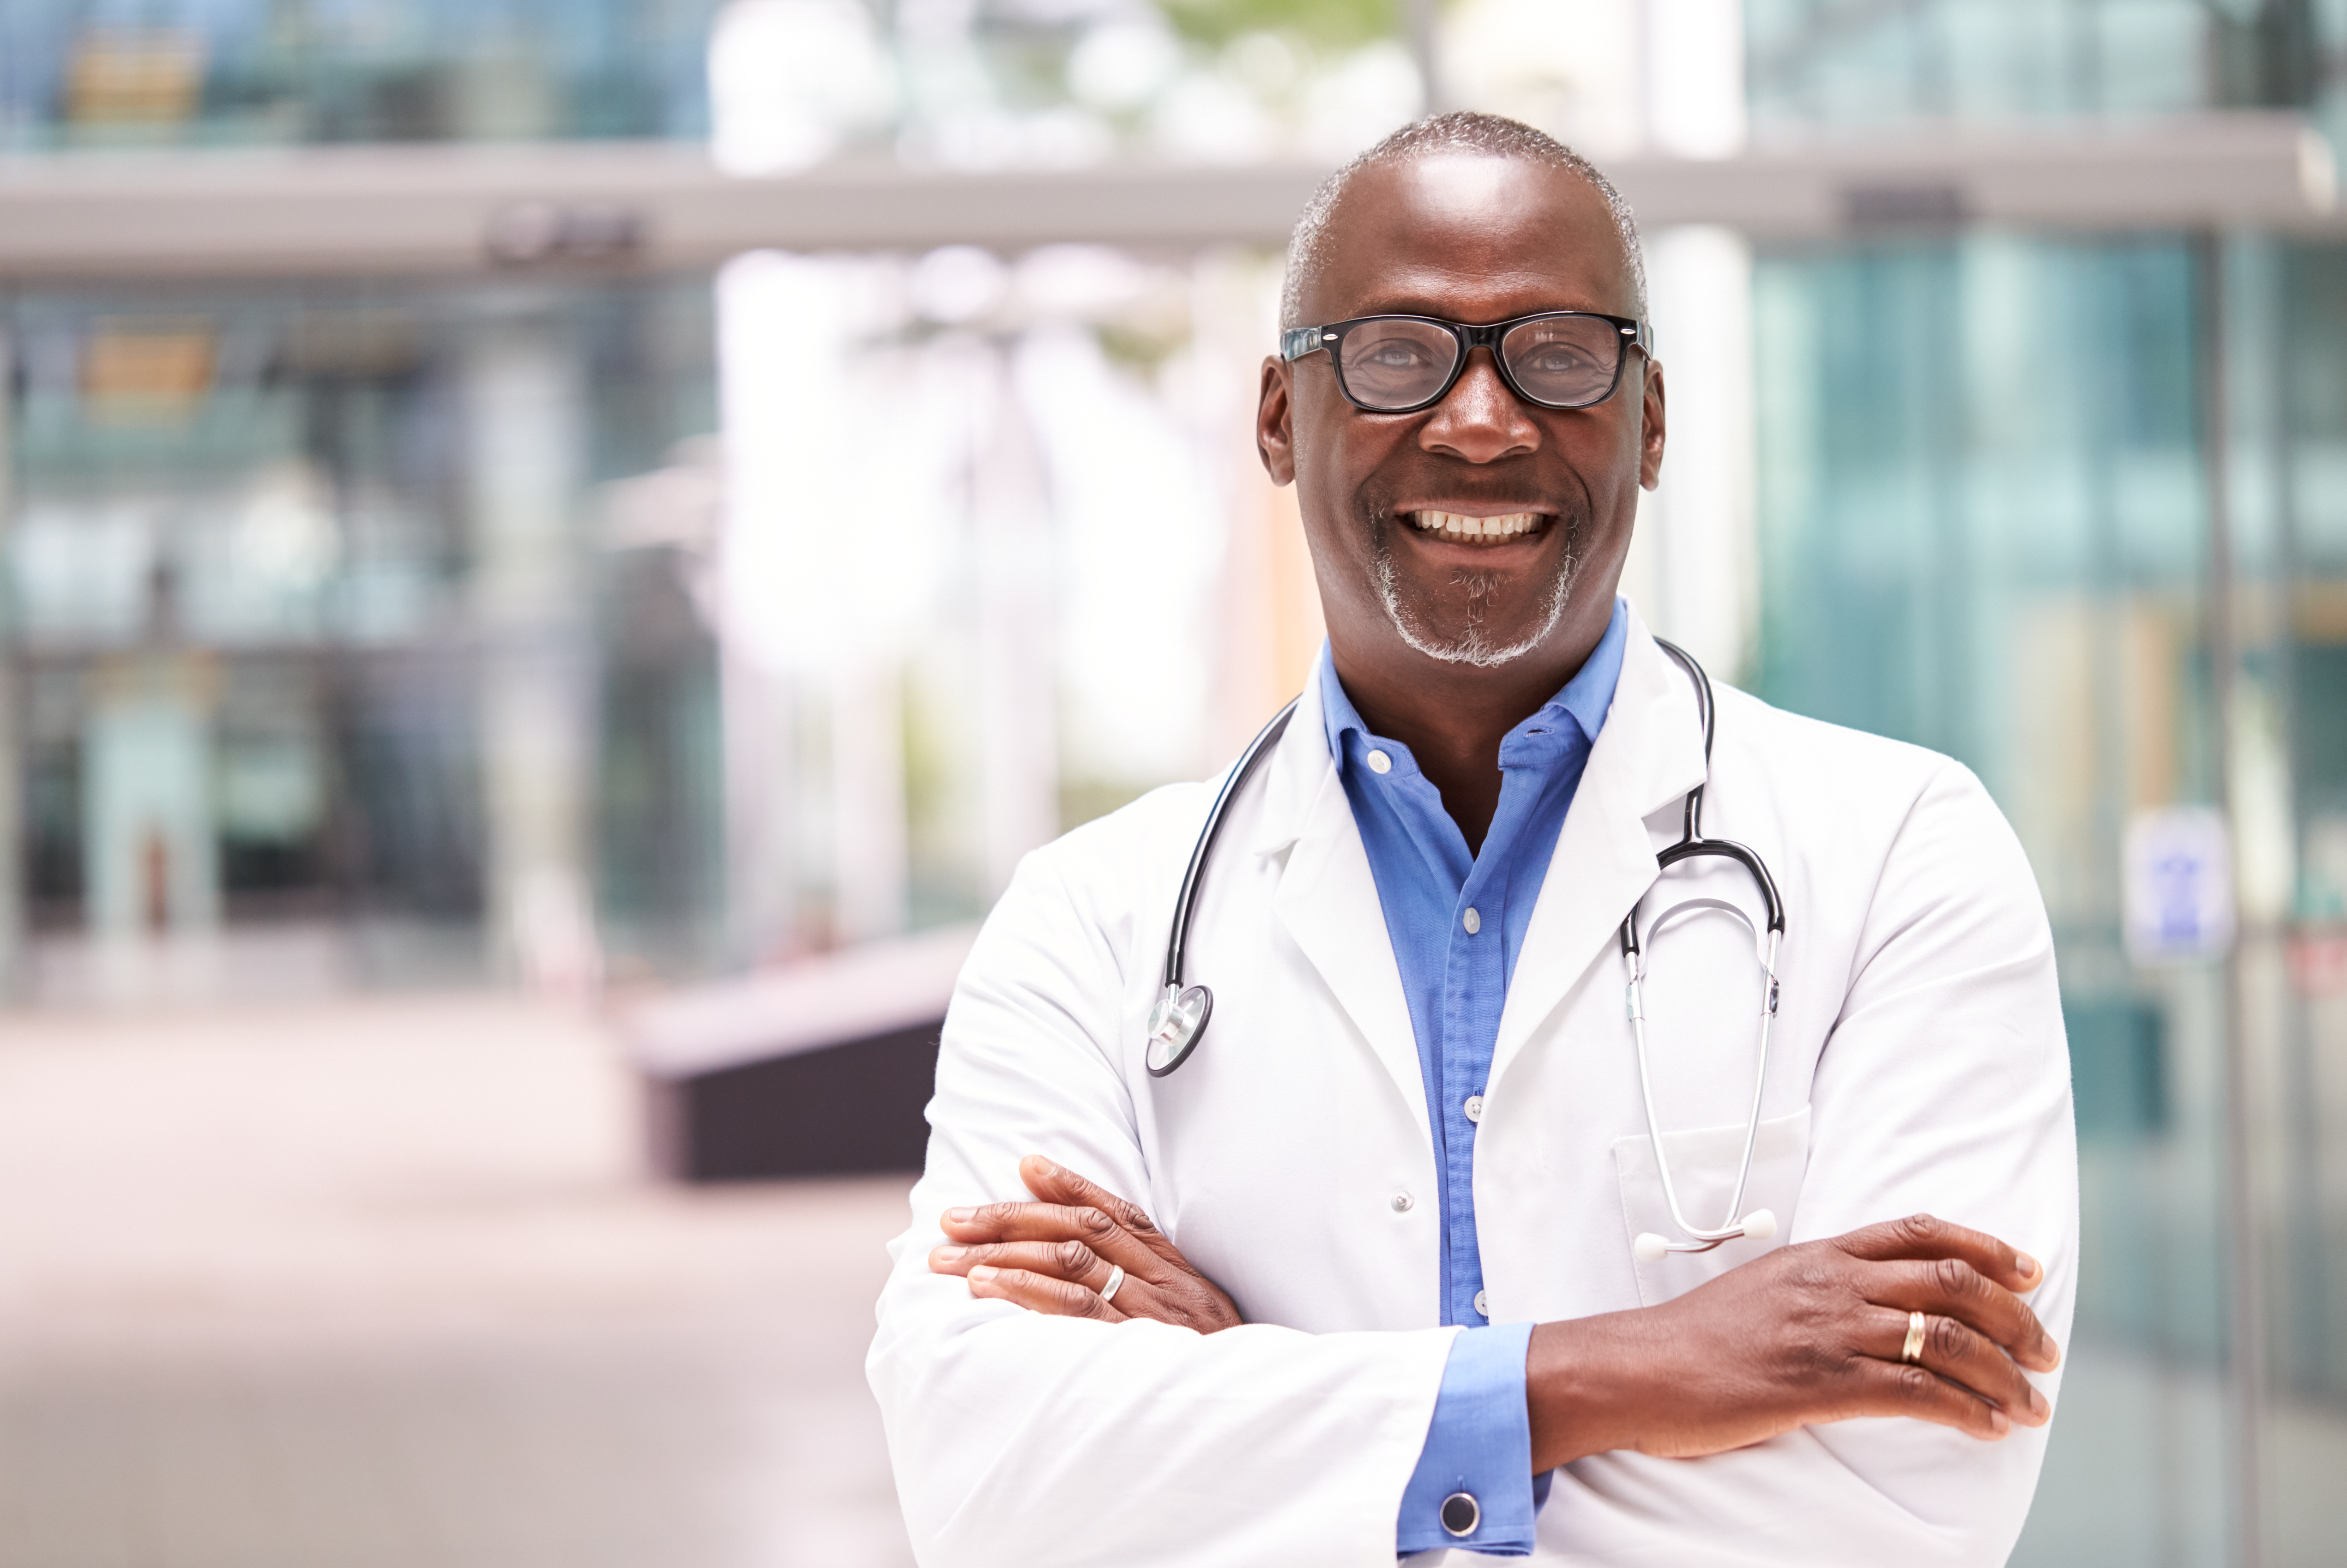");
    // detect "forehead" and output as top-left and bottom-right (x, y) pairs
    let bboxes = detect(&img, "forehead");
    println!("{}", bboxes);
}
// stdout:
(1302, 153), (1635, 325)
